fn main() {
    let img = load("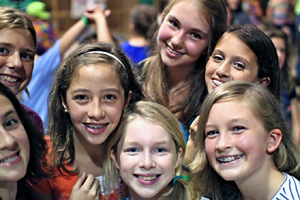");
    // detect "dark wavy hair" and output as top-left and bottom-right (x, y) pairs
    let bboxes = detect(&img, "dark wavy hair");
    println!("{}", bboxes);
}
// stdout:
(0, 83), (49, 198)
(222, 24), (281, 99)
